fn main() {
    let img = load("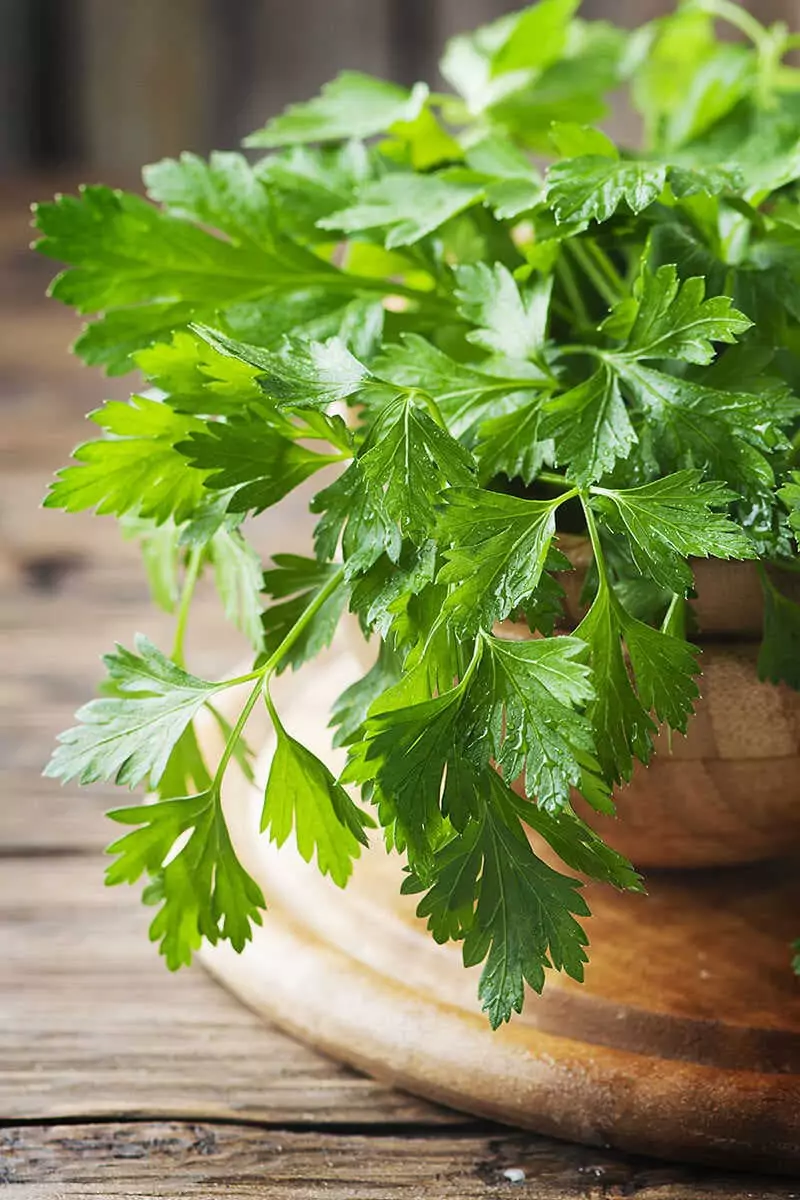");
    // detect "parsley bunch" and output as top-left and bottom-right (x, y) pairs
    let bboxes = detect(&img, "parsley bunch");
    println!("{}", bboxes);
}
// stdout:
(39, 0), (800, 1025)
